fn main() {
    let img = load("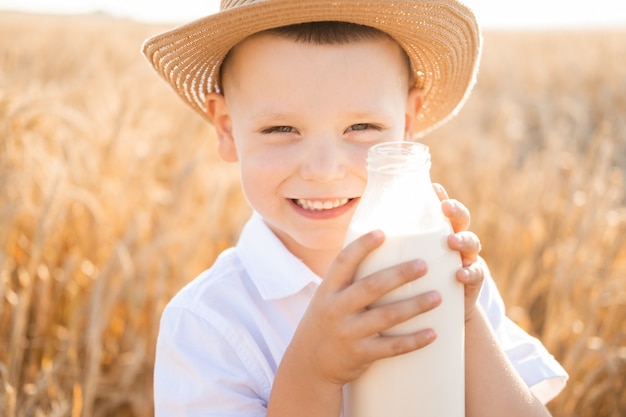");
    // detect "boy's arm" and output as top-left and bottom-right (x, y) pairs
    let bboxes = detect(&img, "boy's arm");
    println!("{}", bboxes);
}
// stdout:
(267, 350), (343, 417)
(269, 271), (552, 417)
(269, 187), (557, 417)
(442, 188), (552, 417)
(464, 306), (551, 417)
